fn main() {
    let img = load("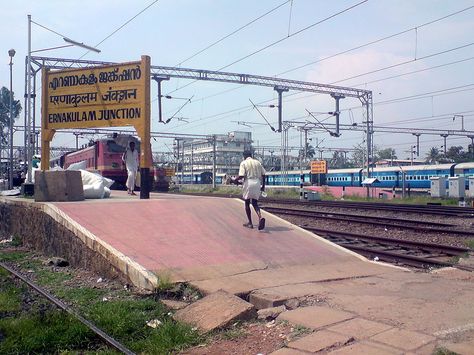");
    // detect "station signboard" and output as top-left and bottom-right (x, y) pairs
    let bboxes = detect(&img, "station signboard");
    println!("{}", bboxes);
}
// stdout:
(43, 59), (148, 130)
(310, 160), (327, 174)
(41, 56), (151, 171)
